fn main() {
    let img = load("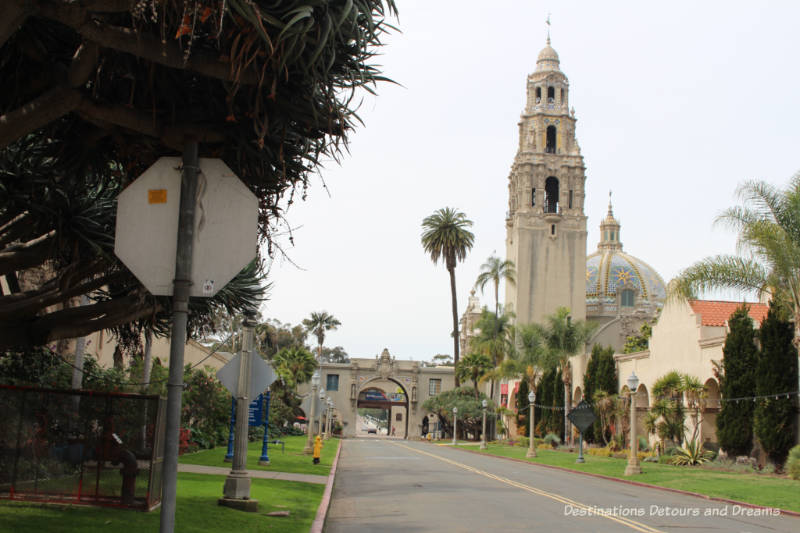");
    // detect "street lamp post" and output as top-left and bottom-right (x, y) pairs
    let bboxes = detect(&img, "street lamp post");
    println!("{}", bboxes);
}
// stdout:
(480, 399), (488, 450)
(325, 398), (333, 439)
(526, 390), (537, 458)
(624, 372), (642, 475)
(452, 406), (458, 445)
(317, 389), (326, 437)
(303, 371), (320, 454)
